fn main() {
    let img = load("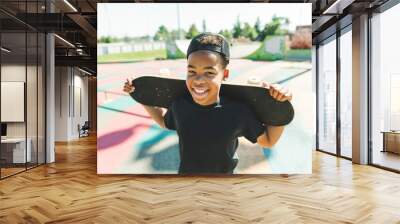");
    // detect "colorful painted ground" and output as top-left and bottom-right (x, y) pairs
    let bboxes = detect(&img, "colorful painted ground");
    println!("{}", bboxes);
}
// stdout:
(97, 59), (313, 174)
